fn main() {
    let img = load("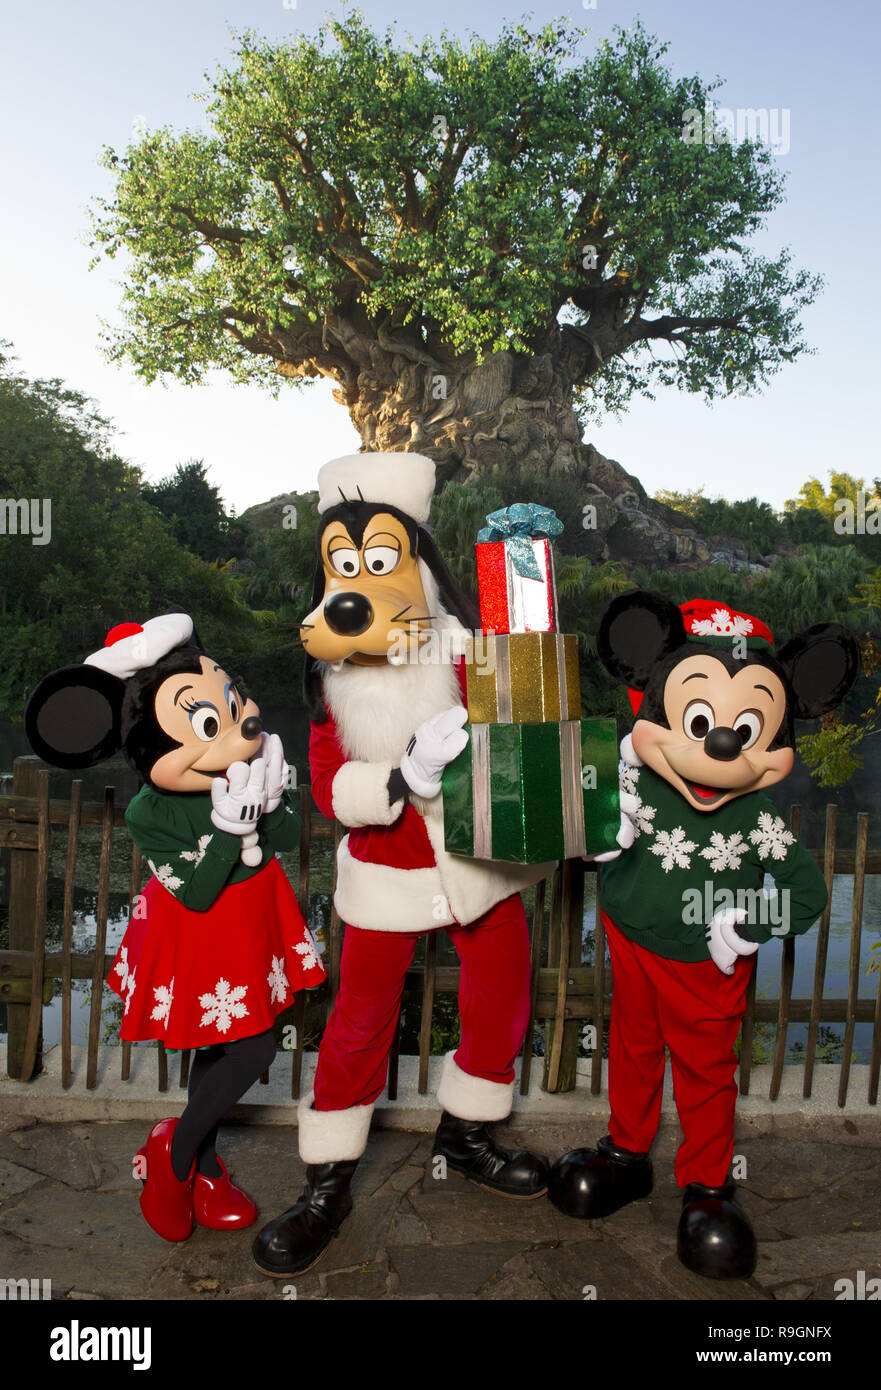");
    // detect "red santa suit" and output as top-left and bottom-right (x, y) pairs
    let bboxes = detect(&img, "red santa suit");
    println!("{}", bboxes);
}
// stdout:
(298, 635), (555, 1164)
